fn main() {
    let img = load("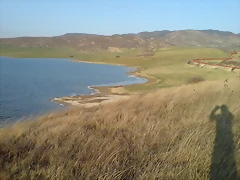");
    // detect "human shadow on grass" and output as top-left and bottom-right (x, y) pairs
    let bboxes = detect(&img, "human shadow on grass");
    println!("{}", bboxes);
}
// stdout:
(209, 105), (238, 180)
